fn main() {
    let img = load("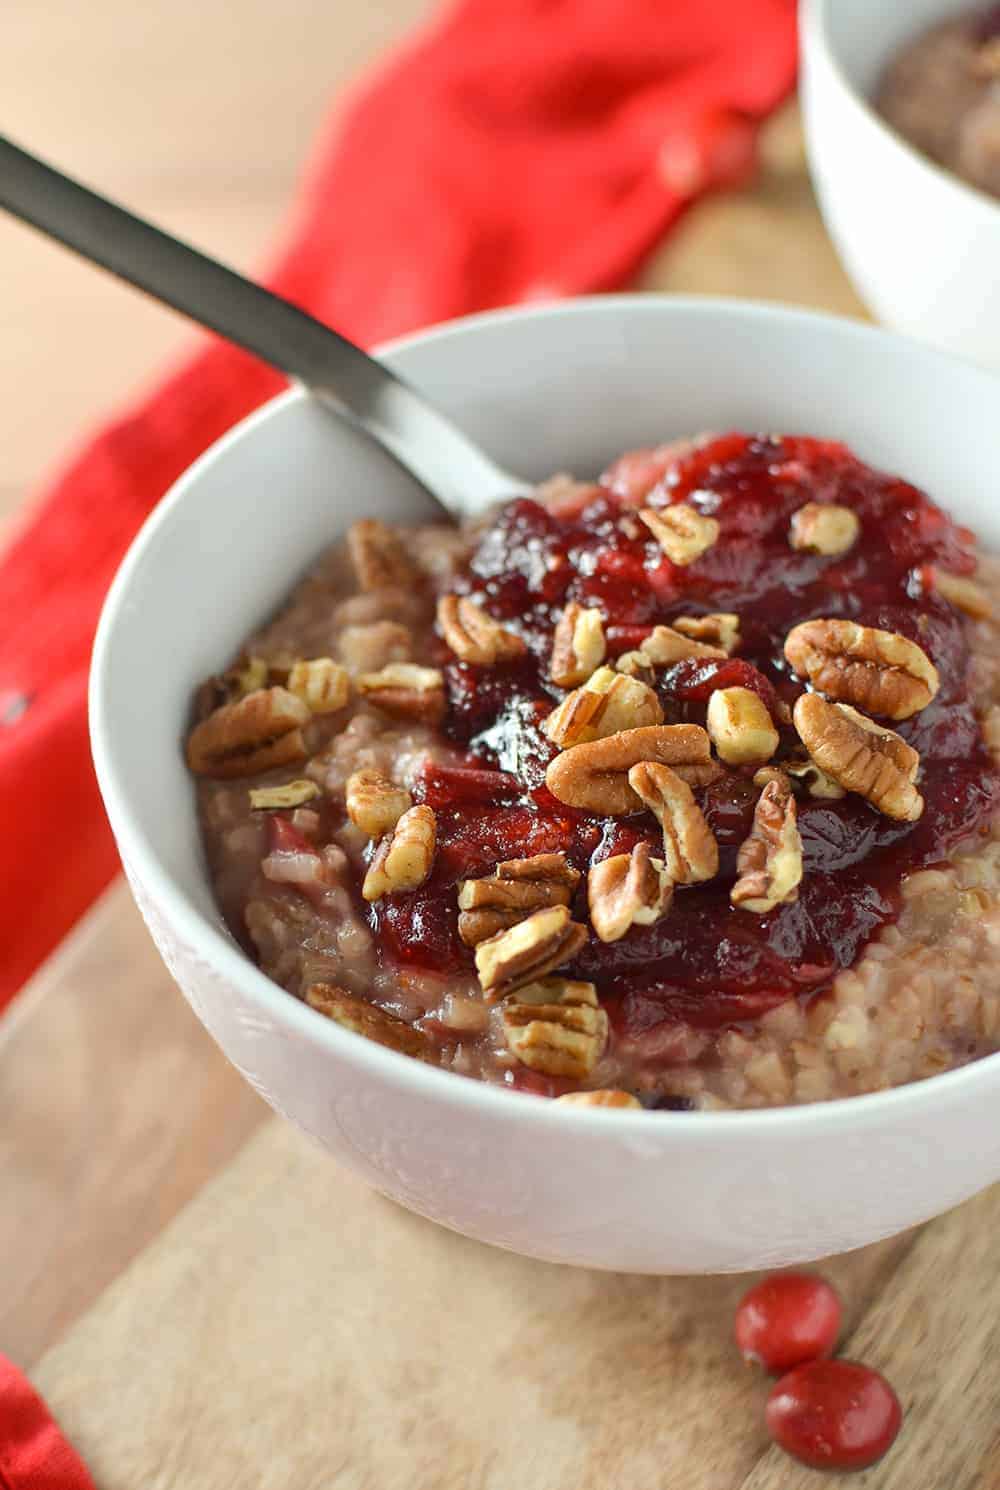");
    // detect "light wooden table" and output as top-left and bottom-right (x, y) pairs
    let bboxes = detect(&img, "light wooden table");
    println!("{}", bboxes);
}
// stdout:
(0, 3), (866, 1375)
